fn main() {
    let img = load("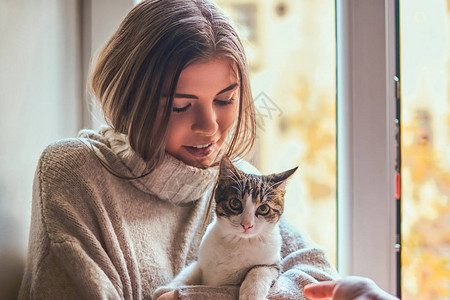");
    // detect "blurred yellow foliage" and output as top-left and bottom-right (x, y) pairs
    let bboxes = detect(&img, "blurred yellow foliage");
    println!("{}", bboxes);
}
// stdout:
(283, 76), (336, 202)
(402, 110), (450, 300)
